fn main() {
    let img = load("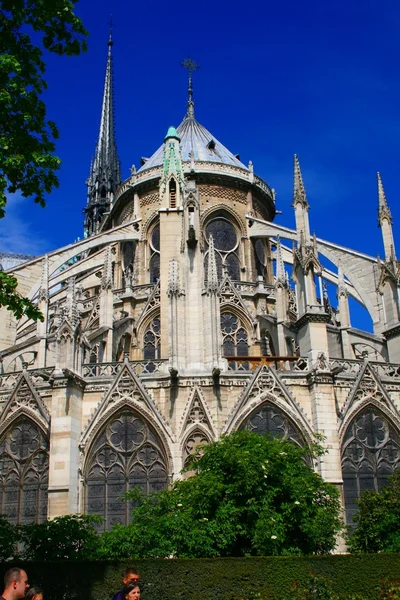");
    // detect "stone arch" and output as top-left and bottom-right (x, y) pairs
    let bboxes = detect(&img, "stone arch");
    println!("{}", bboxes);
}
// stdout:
(142, 210), (159, 241)
(201, 204), (247, 238)
(340, 403), (400, 526)
(82, 404), (171, 531)
(0, 414), (49, 524)
(136, 309), (161, 361)
(181, 425), (212, 473)
(224, 386), (314, 446)
(220, 307), (254, 360)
